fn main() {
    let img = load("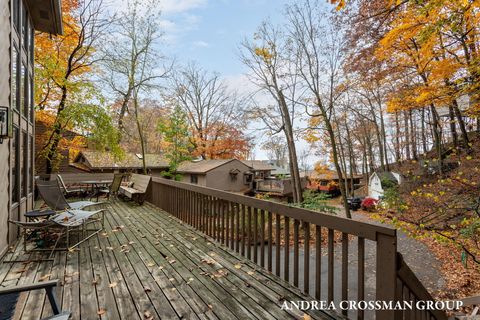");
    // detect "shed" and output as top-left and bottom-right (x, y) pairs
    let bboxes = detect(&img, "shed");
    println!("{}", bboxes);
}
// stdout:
(178, 159), (252, 193)
(368, 171), (402, 199)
